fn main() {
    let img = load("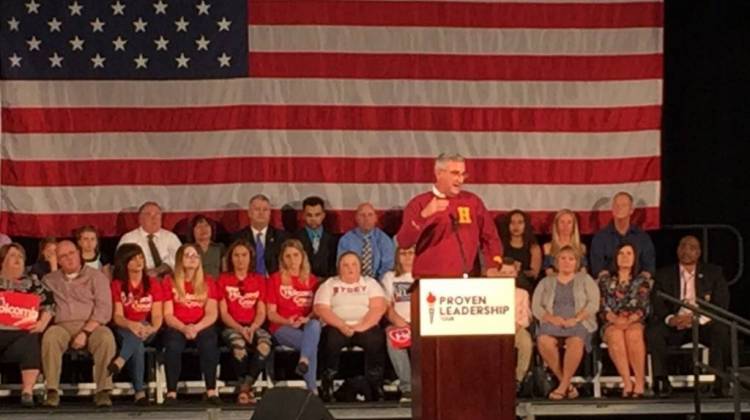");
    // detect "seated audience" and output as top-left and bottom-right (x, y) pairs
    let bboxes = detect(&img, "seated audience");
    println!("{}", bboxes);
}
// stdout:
(647, 235), (731, 398)
(232, 194), (289, 276)
(109, 244), (164, 405)
(0, 243), (55, 407)
(42, 240), (115, 407)
(118, 201), (182, 278)
(314, 252), (387, 402)
(337, 203), (394, 281)
(542, 209), (587, 276)
(532, 245), (600, 400)
(293, 196), (339, 279)
(590, 192), (655, 278)
(498, 209), (542, 279)
(29, 237), (57, 279)
(189, 214), (225, 279)
(75, 225), (112, 278)
(267, 239), (322, 393)
(218, 240), (272, 405)
(162, 244), (221, 405)
(497, 261), (533, 388)
(598, 242), (651, 398)
(381, 246), (416, 402)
